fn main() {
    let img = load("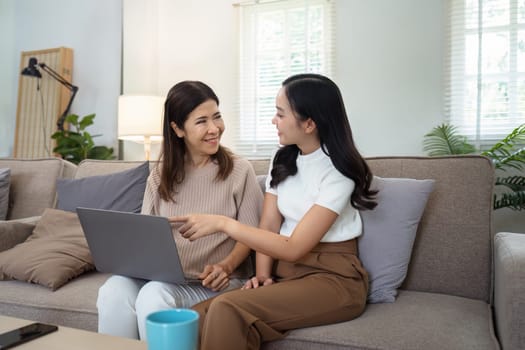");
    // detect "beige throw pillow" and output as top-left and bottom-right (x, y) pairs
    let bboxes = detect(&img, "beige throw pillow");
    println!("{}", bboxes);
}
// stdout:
(0, 208), (95, 290)
(0, 221), (36, 252)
